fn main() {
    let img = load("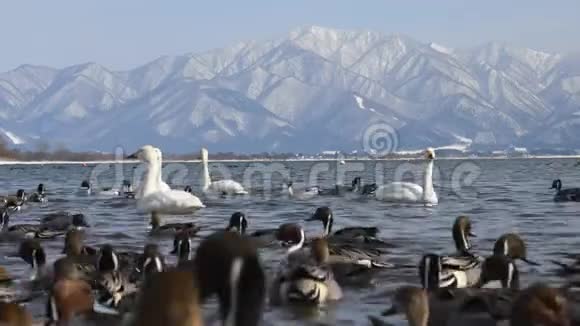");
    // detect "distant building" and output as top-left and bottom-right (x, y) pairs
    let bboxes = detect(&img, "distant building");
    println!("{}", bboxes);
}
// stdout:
(507, 145), (529, 157)
(320, 150), (340, 157)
